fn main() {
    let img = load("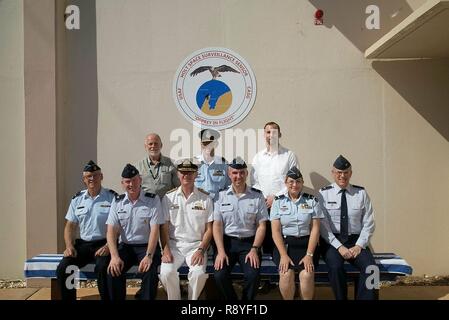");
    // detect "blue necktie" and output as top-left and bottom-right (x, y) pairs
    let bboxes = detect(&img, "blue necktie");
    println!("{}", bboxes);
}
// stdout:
(340, 189), (348, 243)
